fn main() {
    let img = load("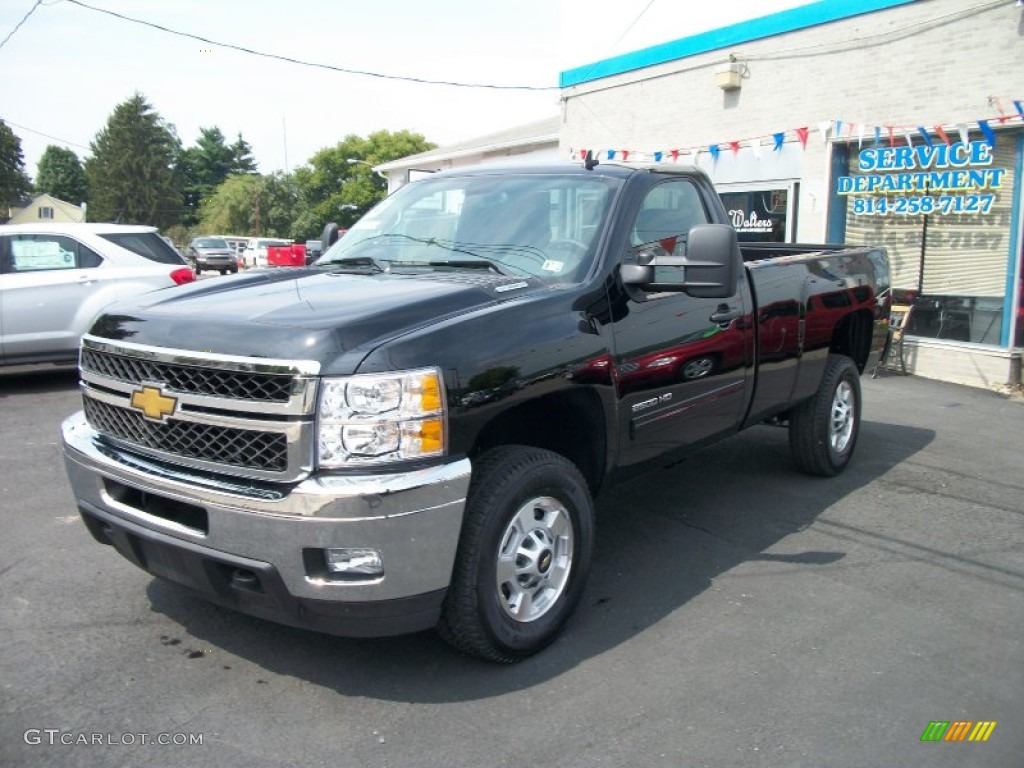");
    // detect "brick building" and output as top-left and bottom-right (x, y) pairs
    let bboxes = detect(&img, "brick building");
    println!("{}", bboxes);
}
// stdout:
(559, 0), (1022, 388)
